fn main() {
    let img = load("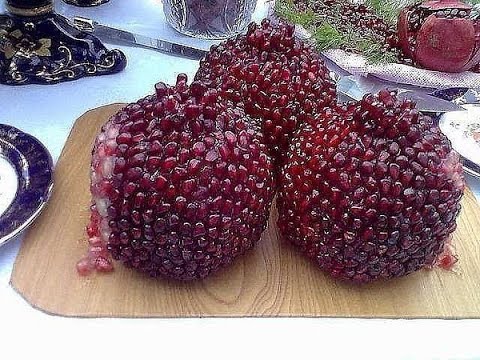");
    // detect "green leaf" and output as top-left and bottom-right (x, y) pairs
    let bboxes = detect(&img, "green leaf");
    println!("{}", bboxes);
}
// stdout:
(357, 38), (397, 64)
(313, 22), (345, 51)
(275, 0), (480, 65)
(275, 0), (403, 65)
(275, 0), (317, 28)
